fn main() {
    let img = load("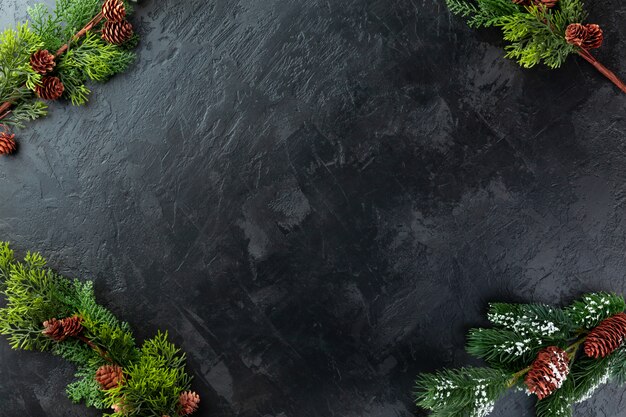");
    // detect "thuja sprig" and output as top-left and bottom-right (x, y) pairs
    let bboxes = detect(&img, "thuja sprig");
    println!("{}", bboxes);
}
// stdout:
(0, 0), (137, 156)
(444, 0), (626, 94)
(0, 242), (201, 417)
(415, 293), (626, 417)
